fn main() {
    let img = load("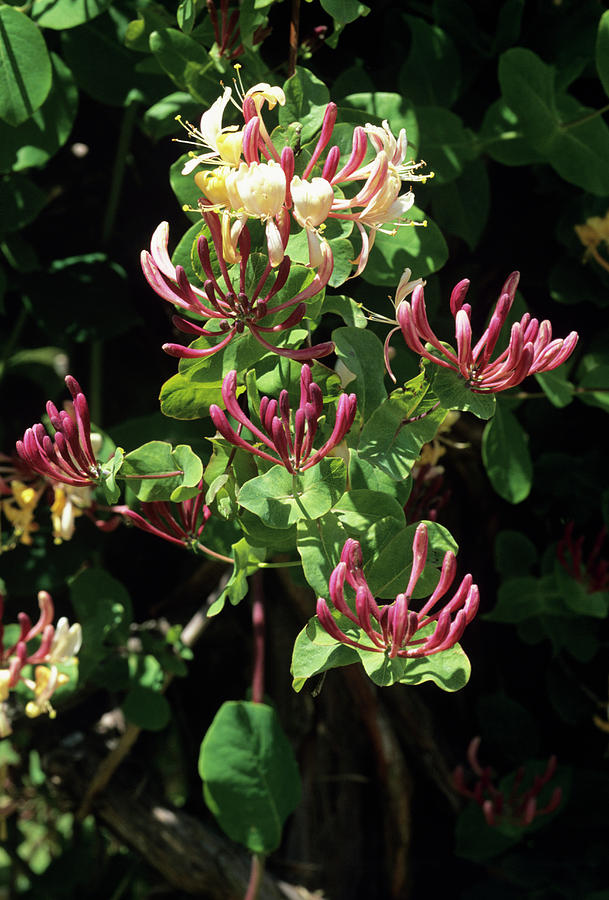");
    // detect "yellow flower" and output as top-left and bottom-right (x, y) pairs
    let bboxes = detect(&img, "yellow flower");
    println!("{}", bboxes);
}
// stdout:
(50, 484), (92, 544)
(24, 666), (69, 720)
(575, 211), (609, 274)
(1, 481), (41, 546)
